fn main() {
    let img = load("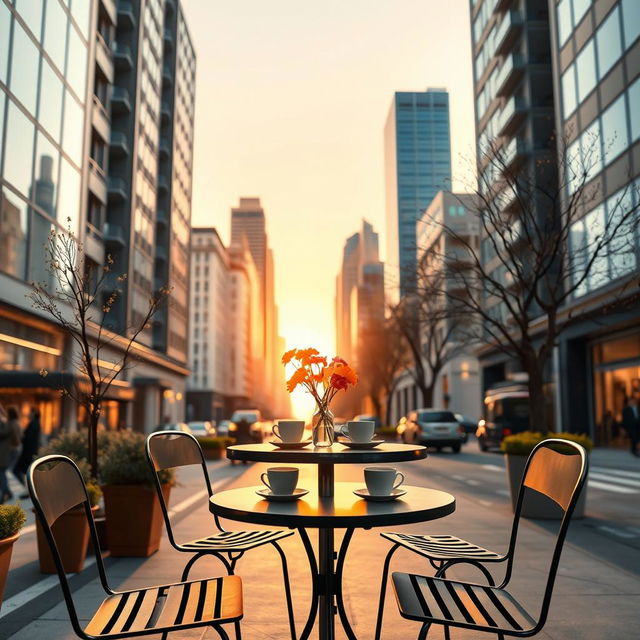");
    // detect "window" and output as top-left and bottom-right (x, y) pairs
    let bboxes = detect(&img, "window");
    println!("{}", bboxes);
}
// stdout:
(0, 2), (11, 85)
(607, 189), (636, 279)
(3, 100), (35, 198)
(0, 187), (29, 278)
(582, 119), (603, 182)
(43, 0), (68, 73)
(576, 41), (597, 103)
(557, 0), (573, 46)
(596, 8), (622, 79)
(57, 157), (81, 233)
(561, 65), (577, 118)
(572, 0), (591, 26)
(628, 78), (640, 143)
(34, 132), (59, 217)
(62, 91), (84, 167)
(601, 94), (628, 165)
(585, 206), (608, 290)
(16, 0), (43, 41)
(39, 59), (64, 142)
(10, 21), (40, 115)
(66, 24), (87, 101)
(622, 0), (640, 48)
